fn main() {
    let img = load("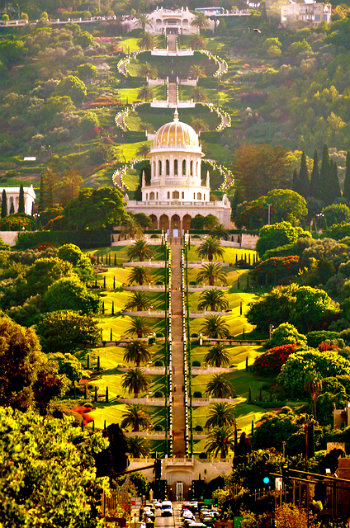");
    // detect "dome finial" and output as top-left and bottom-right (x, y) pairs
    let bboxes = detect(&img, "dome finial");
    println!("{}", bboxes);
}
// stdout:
(173, 108), (179, 123)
